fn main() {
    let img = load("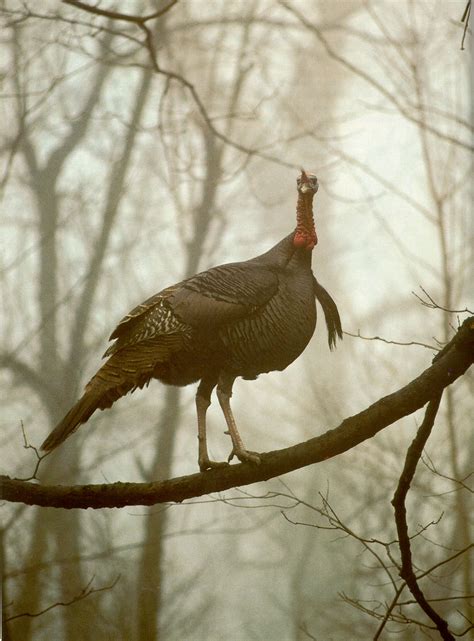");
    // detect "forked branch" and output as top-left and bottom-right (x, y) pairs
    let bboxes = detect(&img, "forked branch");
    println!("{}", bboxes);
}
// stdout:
(392, 393), (455, 641)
